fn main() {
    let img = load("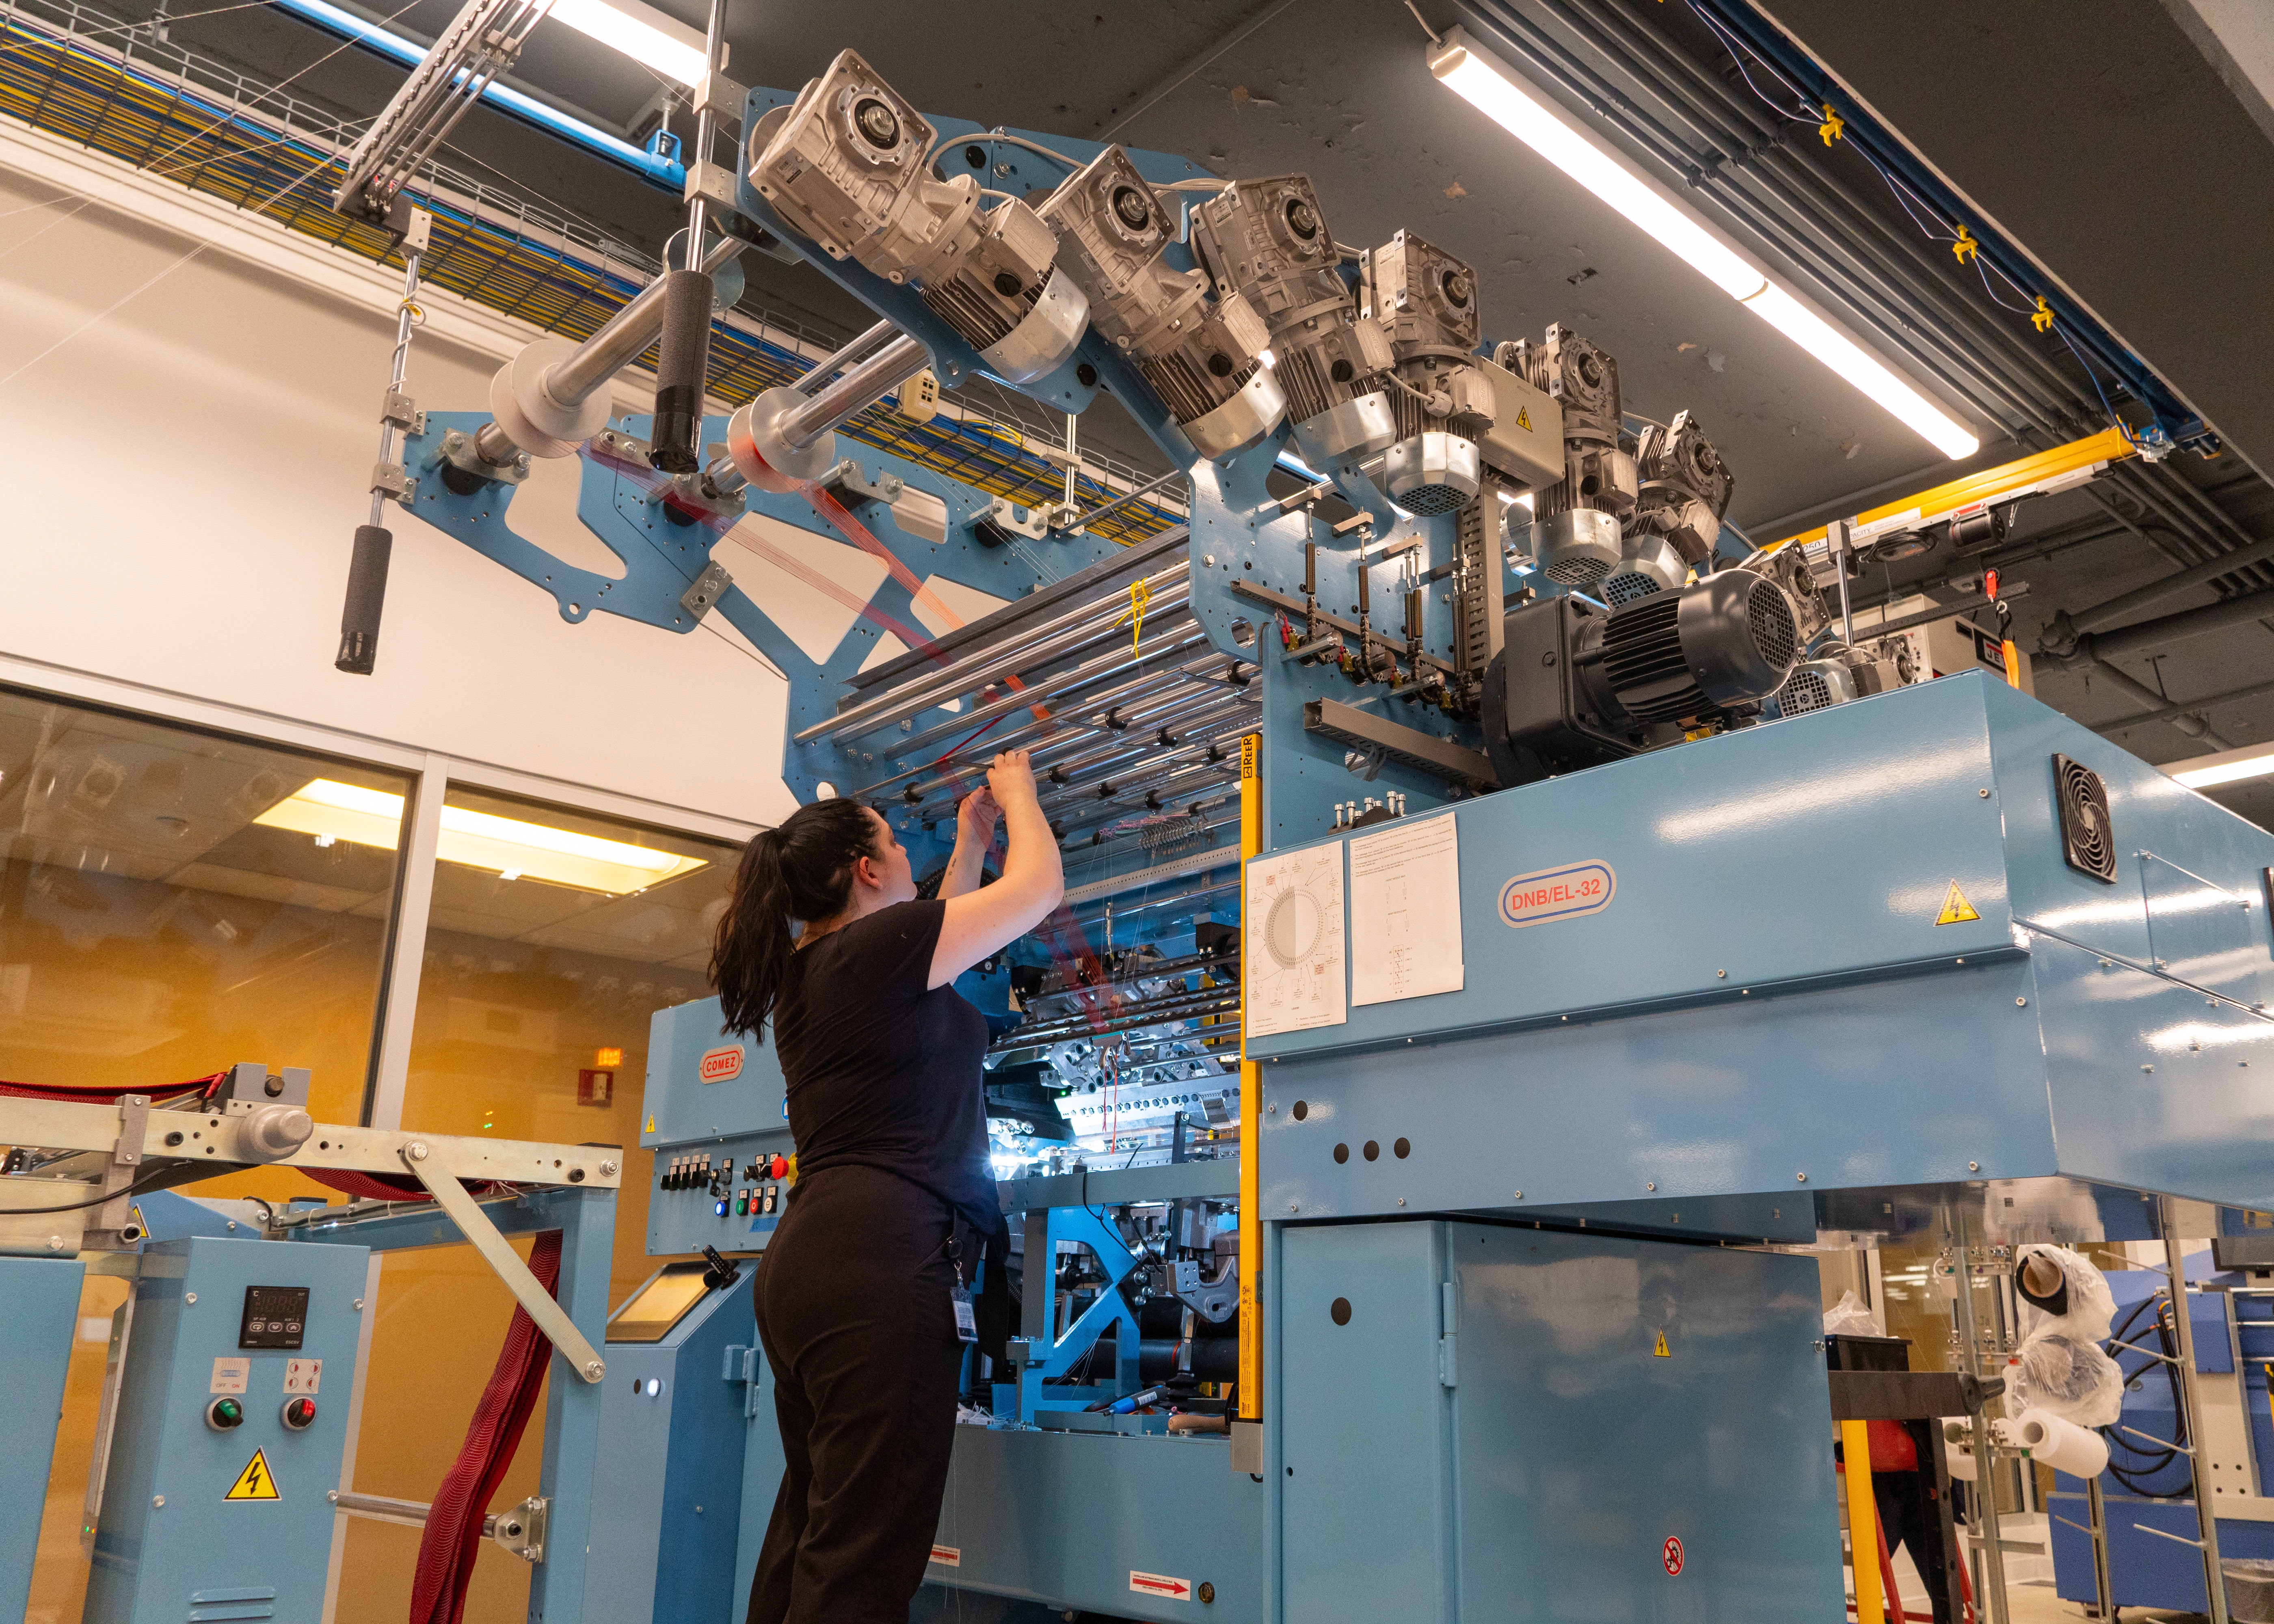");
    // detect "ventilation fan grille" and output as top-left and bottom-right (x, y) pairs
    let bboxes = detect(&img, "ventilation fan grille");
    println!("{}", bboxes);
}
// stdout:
(1781, 670), (1834, 715)
(2053, 753), (2118, 883)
